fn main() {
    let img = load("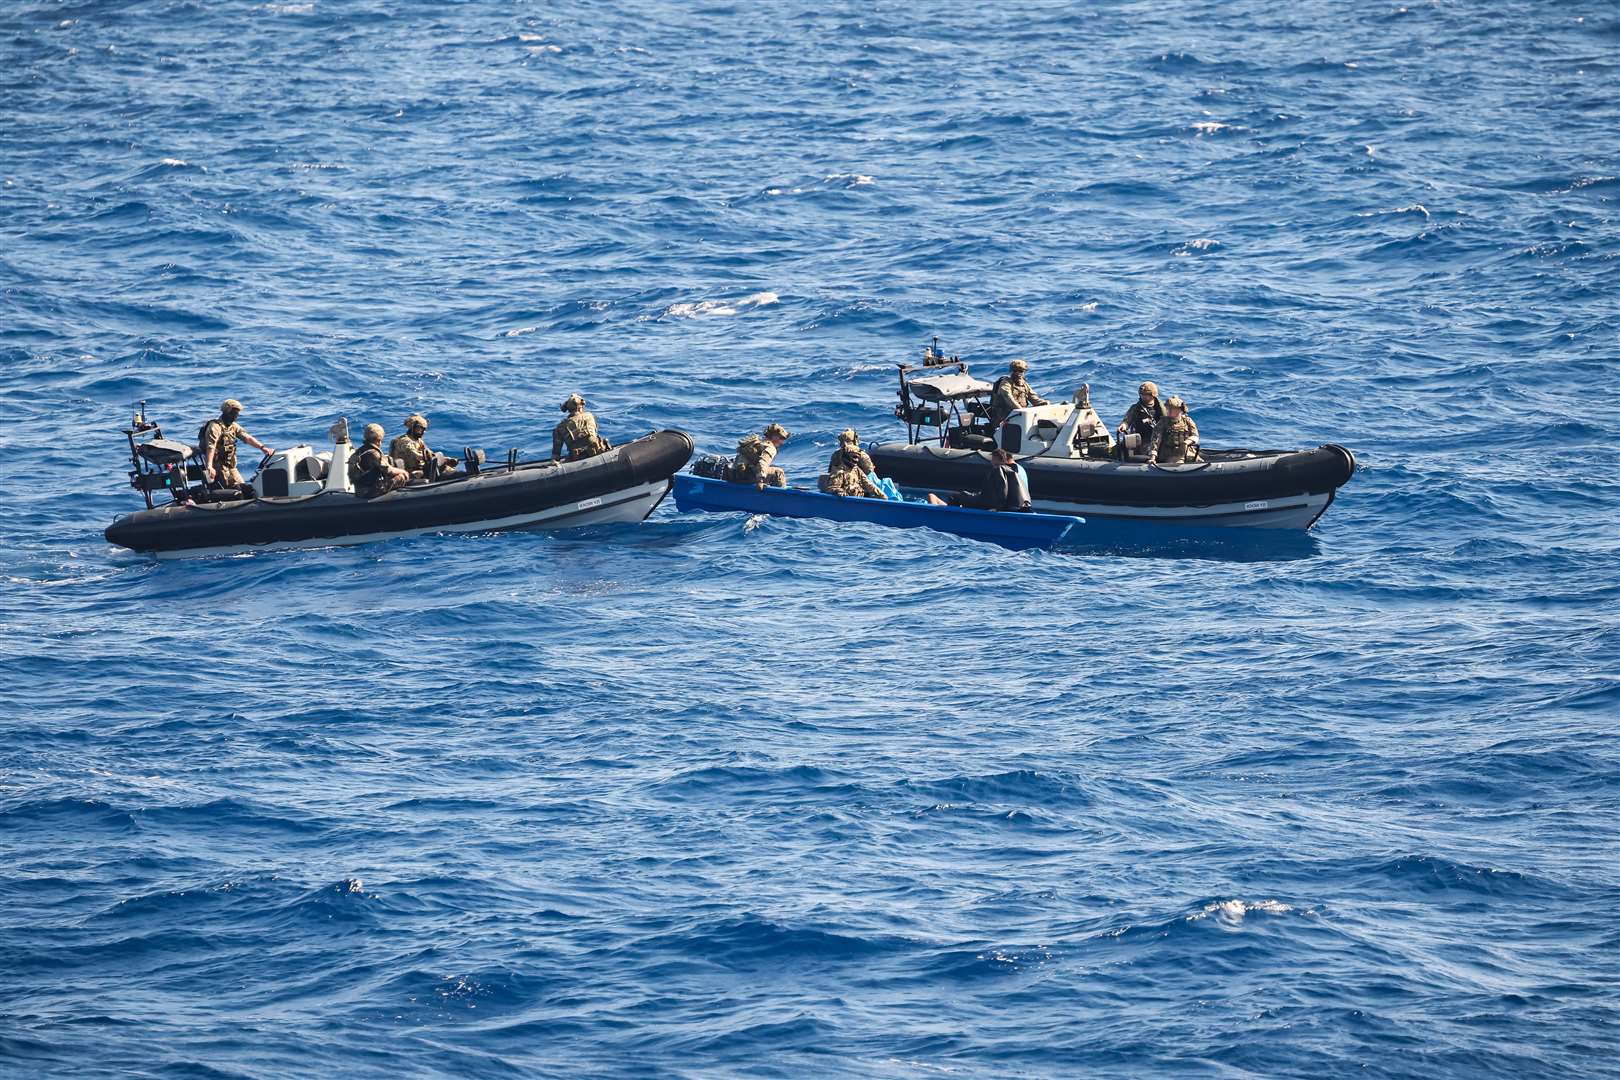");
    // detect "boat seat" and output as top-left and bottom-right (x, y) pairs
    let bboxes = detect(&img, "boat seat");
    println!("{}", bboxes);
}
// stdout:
(135, 439), (199, 468)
